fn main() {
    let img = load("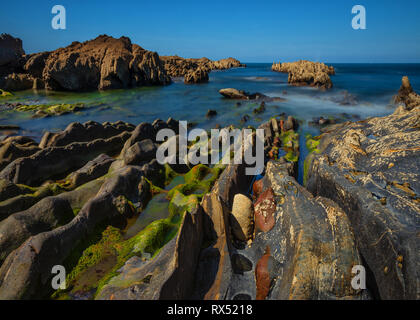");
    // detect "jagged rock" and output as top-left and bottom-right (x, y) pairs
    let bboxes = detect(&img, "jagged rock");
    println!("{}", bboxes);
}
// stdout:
(0, 131), (131, 186)
(0, 136), (40, 171)
(39, 120), (134, 148)
(184, 68), (209, 84)
(0, 165), (144, 299)
(195, 160), (367, 300)
(96, 206), (204, 299)
(393, 76), (420, 111)
(0, 197), (74, 265)
(40, 35), (170, 91)
(123, 139), (157, 165)
(166, 117), (179, 133)
(219, 88), (285, 102)
(65, 153), (114, 188)
(0, 73), (34, 91)
(161, 56), (244, 79)
(283, 115), (297, 131)
(151, 119), (168, 133)
(231, 194), (254, 242)
(305, 102), (420, 299)
(212, 58), (246, 70)
(272, 60), (334, 89)
(23, 52), (50, 78)
(0, 34), (25, 73)
(0, 179), (32, 202)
